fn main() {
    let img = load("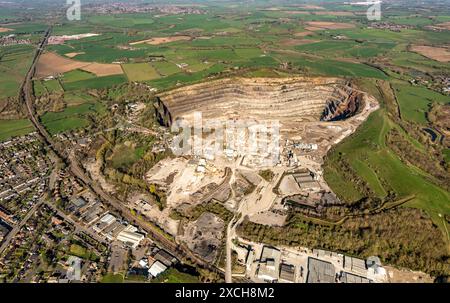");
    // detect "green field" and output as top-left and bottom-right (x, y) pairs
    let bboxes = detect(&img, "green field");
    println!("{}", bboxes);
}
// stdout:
(43, 79), (63, 92)
(0, 119), (34, 141)
(275, 53), (388, 79)
(108, 142), (146, 170)
(33, 80), (47, 96)
(63, 91), (96, 106)
(40, 102), (105, 135)
(150, 268), (199, 283)
(147, 63), (226, 90)
(63, 75), (127, 91)
(444, 149), (450, 164)
(324, 108), (450, 233)
(152, 61), (181, 76)
(0, 45), (35, 97)
(1, 0), (449, 281)
(122, 63), (160, 81)
(295, 40), (395, 59)
(101, 273), (124, 283)
(62, 69), (96, 83)
(392, 83), (449, 124)
(32, 79), (63, 95)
